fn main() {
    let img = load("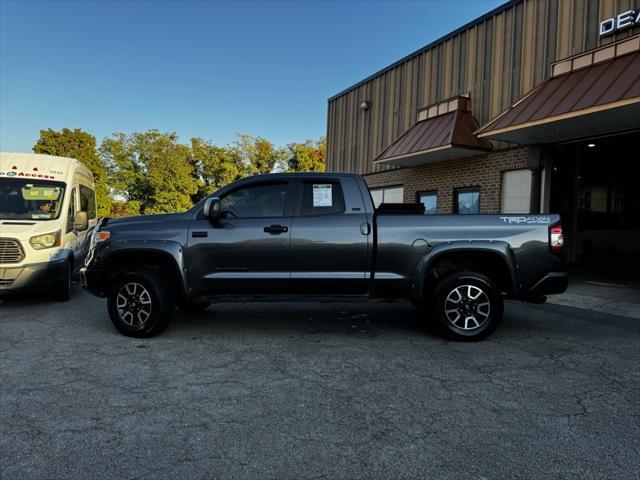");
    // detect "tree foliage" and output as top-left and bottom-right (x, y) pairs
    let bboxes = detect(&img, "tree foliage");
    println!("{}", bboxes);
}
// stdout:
(33, 128), (112, 216)
(100, 130), (196, 215)
(283, 137), (326, 172)
(234, 134), (283, 176)
(33, 126), (326, 217)
(189, 138), (245, 202)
